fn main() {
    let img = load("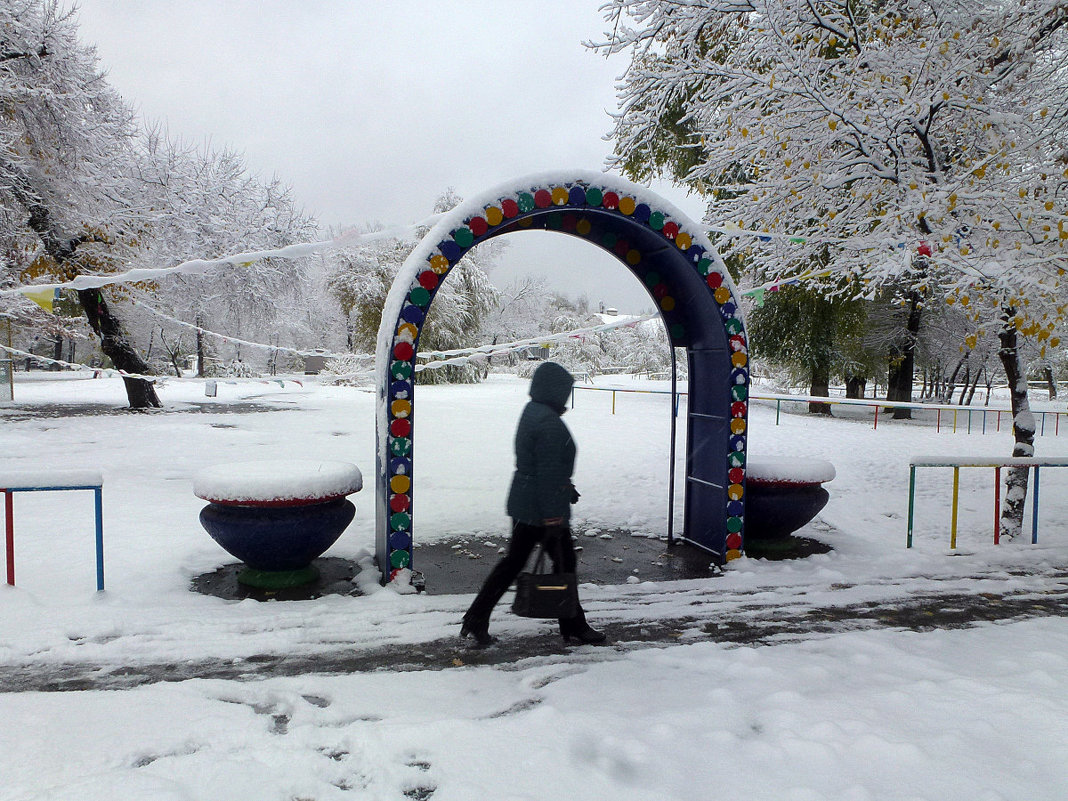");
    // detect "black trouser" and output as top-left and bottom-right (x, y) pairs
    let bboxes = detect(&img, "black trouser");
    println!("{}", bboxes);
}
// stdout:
(464, 520), (587, 633)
